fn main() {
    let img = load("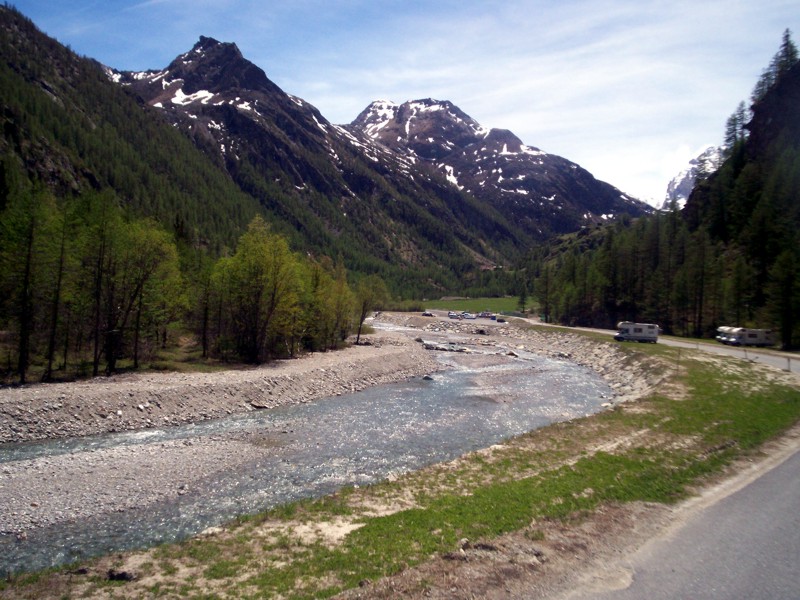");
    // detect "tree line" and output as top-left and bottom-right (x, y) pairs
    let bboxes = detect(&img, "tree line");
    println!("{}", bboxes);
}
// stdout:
(528, 31), (800, 349)
(530, 208), (798, 347)
(0, 184), (388, 385)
